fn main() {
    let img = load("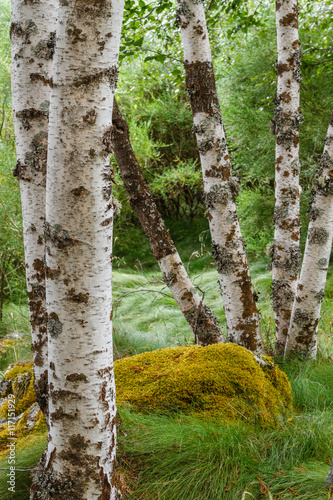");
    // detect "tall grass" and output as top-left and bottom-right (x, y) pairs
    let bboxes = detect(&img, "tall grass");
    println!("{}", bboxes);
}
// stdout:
(118, 382), (332, 499)
(0, 303), (31, 372)
(0, 432), (47, 500)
